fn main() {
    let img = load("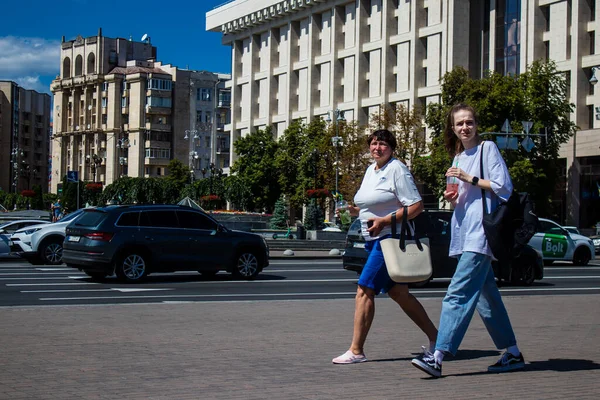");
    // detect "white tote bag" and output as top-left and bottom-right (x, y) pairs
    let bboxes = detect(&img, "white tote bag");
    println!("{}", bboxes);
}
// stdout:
(380, 207), (433, 283)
